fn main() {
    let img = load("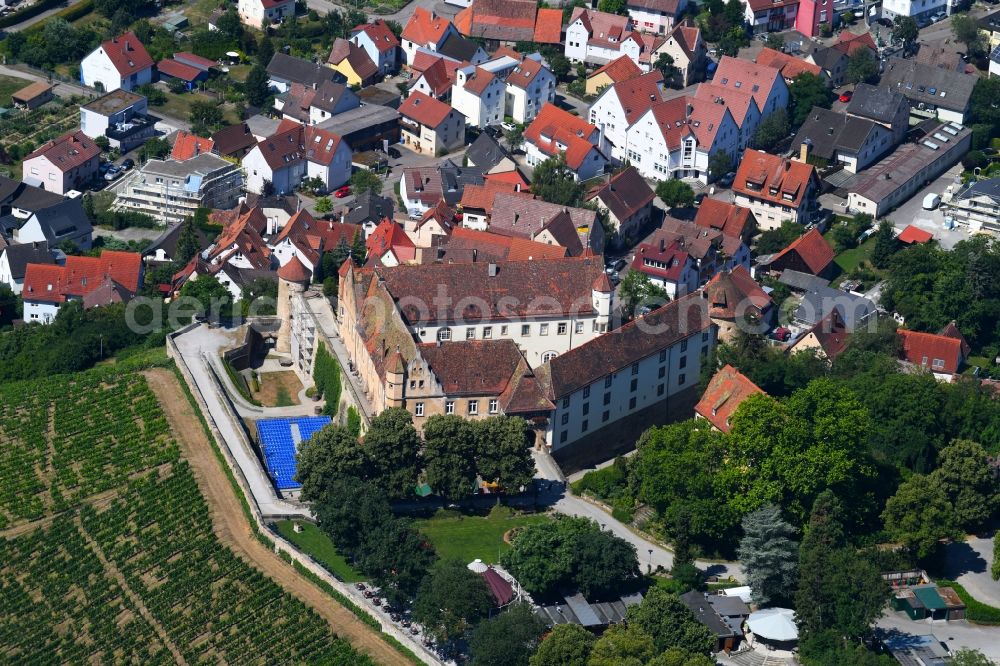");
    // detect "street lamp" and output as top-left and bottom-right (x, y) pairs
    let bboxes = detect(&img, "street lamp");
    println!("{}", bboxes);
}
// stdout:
(648, 549), (653, 574)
